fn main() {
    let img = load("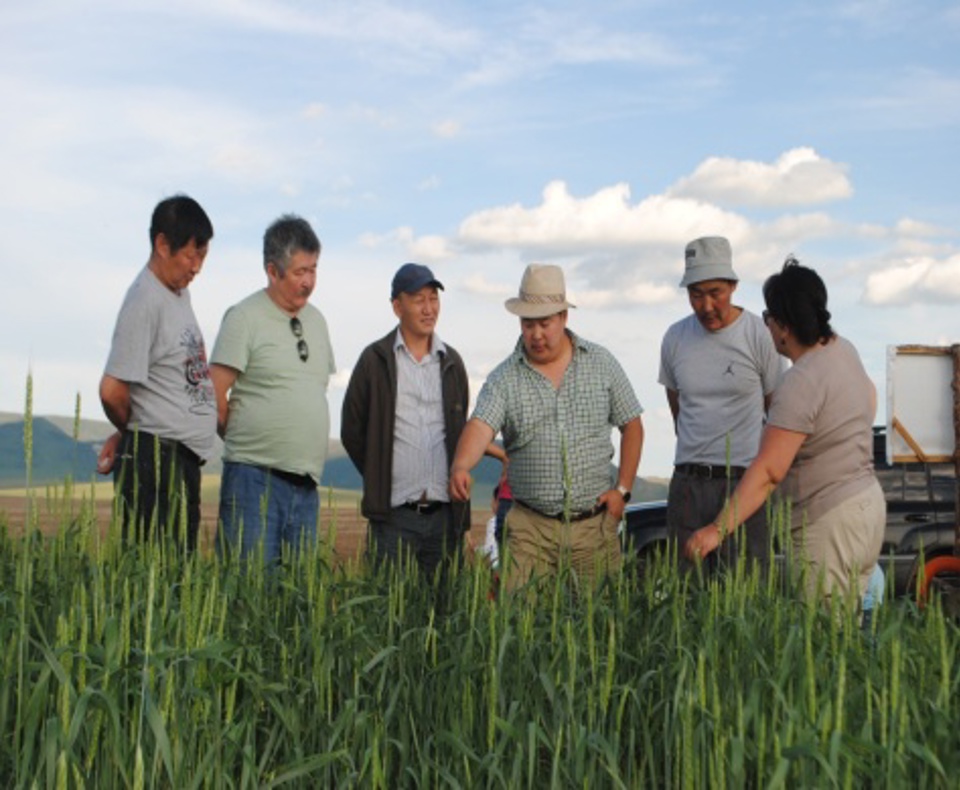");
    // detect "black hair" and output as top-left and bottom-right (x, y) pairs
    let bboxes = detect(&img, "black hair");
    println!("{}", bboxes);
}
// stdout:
(263, 214), (321, 276)
(149, 194), (214, 253)
(762, 255), (835, 346)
